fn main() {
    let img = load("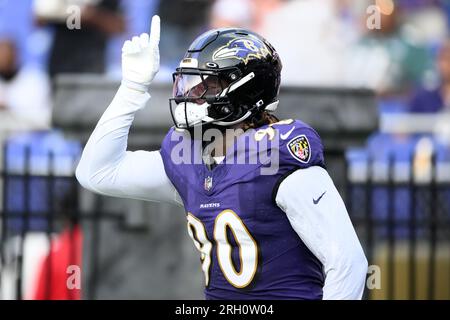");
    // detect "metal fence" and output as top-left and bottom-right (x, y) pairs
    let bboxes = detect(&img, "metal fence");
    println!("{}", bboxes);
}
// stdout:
(1, 142), (449, 299)
(0, 142), (127, 300)
(346, 152), (450, 300)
